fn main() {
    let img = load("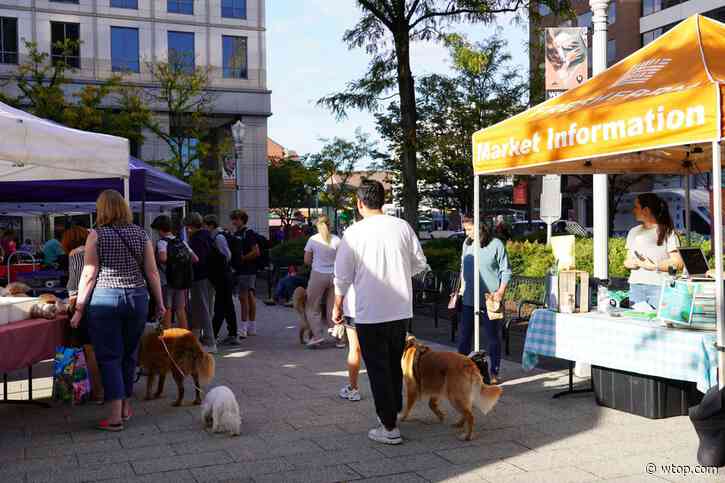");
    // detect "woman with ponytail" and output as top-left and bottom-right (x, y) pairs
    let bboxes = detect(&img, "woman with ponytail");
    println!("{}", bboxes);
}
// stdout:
(624, 193), (684, 307)
(303, 215), (341, 347)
